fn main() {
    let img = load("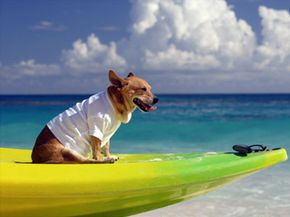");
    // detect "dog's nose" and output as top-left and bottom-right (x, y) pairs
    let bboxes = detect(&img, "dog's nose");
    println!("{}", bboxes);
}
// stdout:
(153, 97), (159, 104)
